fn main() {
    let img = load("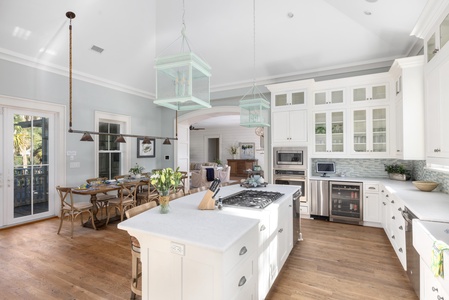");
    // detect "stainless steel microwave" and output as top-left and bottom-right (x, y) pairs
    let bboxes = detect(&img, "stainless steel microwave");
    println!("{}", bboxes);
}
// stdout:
(273, 147), (307, 169)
